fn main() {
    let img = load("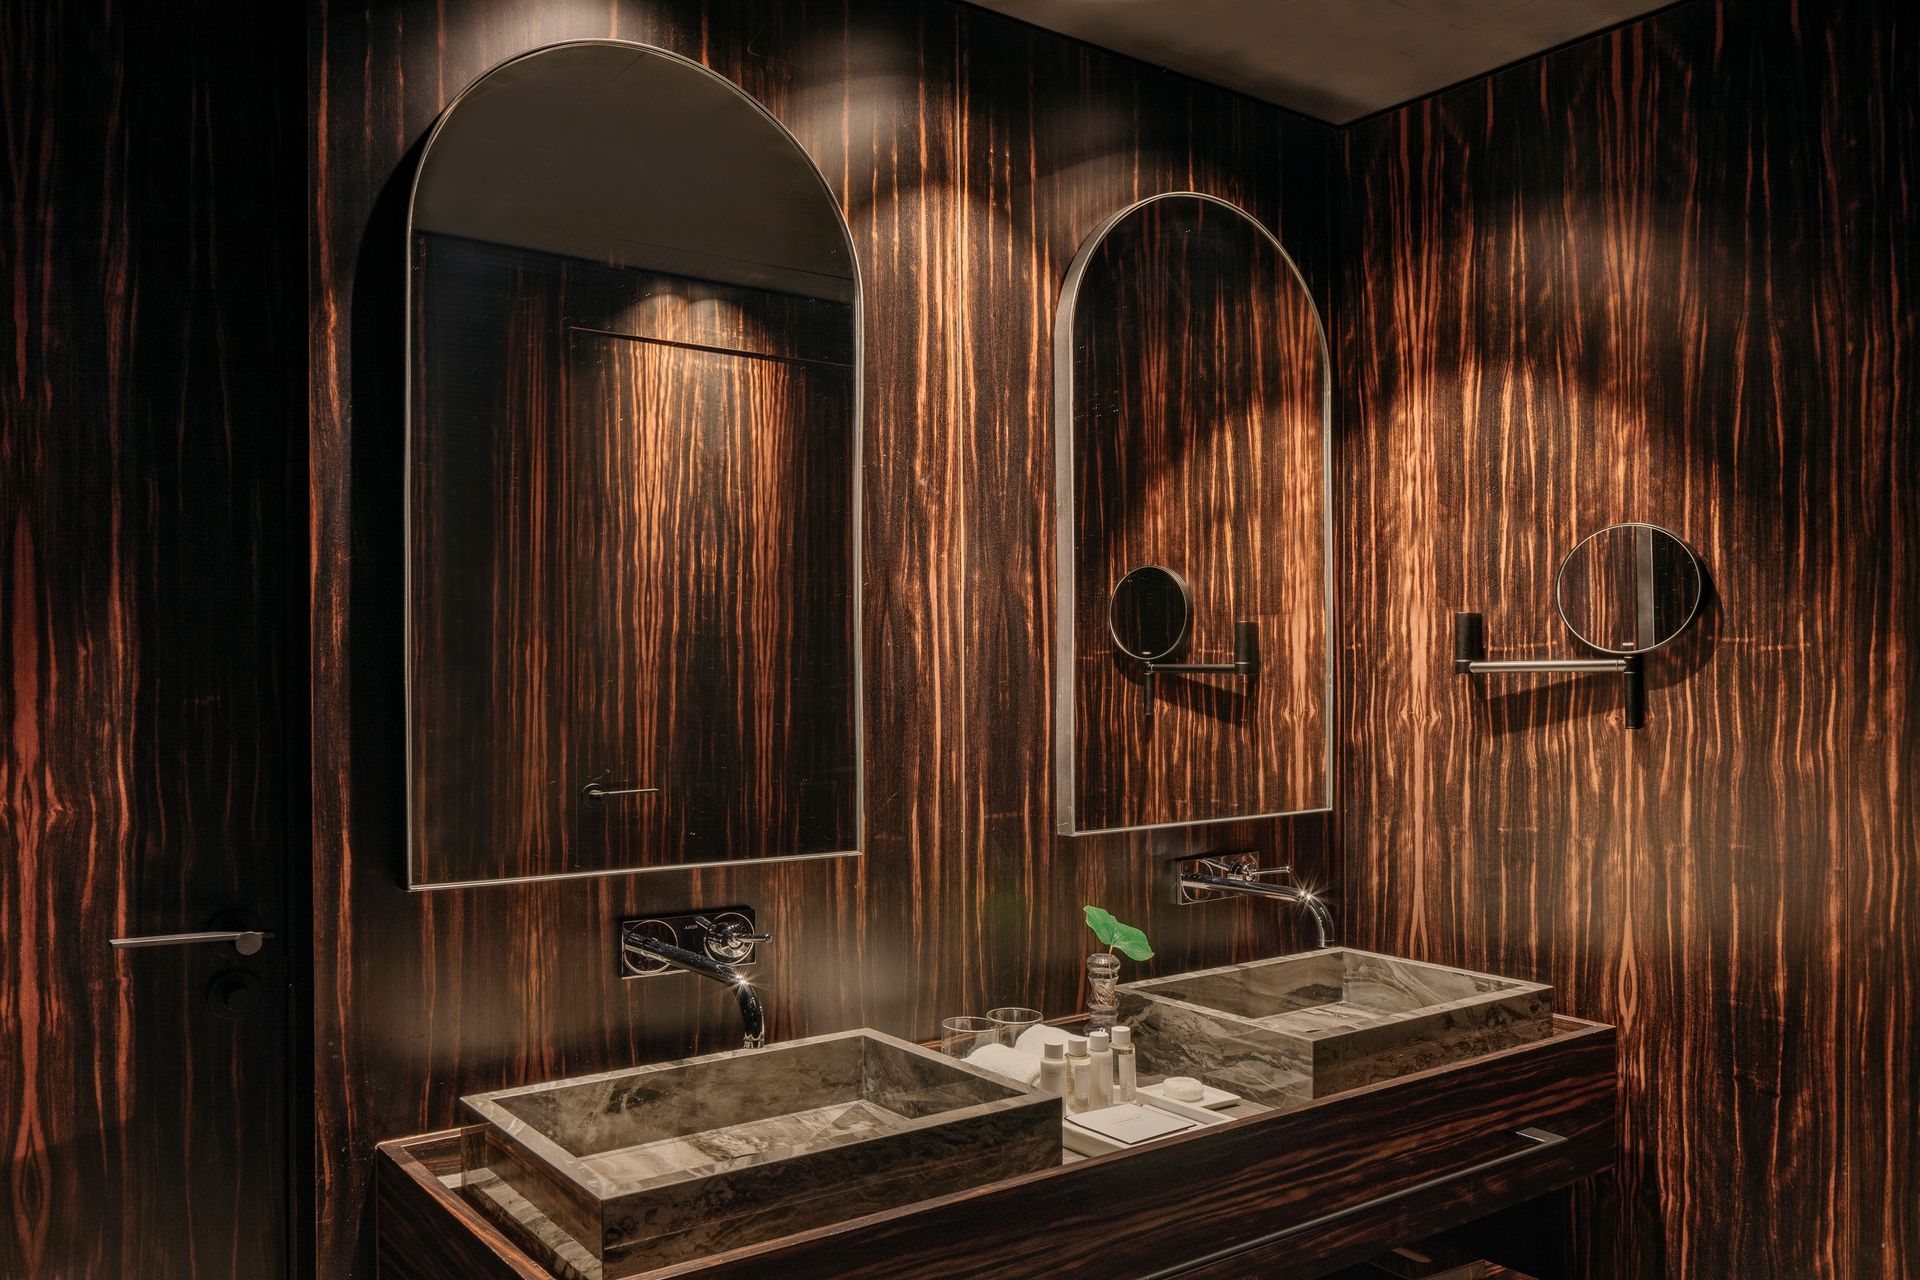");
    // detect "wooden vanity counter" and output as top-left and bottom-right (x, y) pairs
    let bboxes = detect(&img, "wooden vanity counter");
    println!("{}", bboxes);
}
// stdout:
(376, 1015), (1614, 1280)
